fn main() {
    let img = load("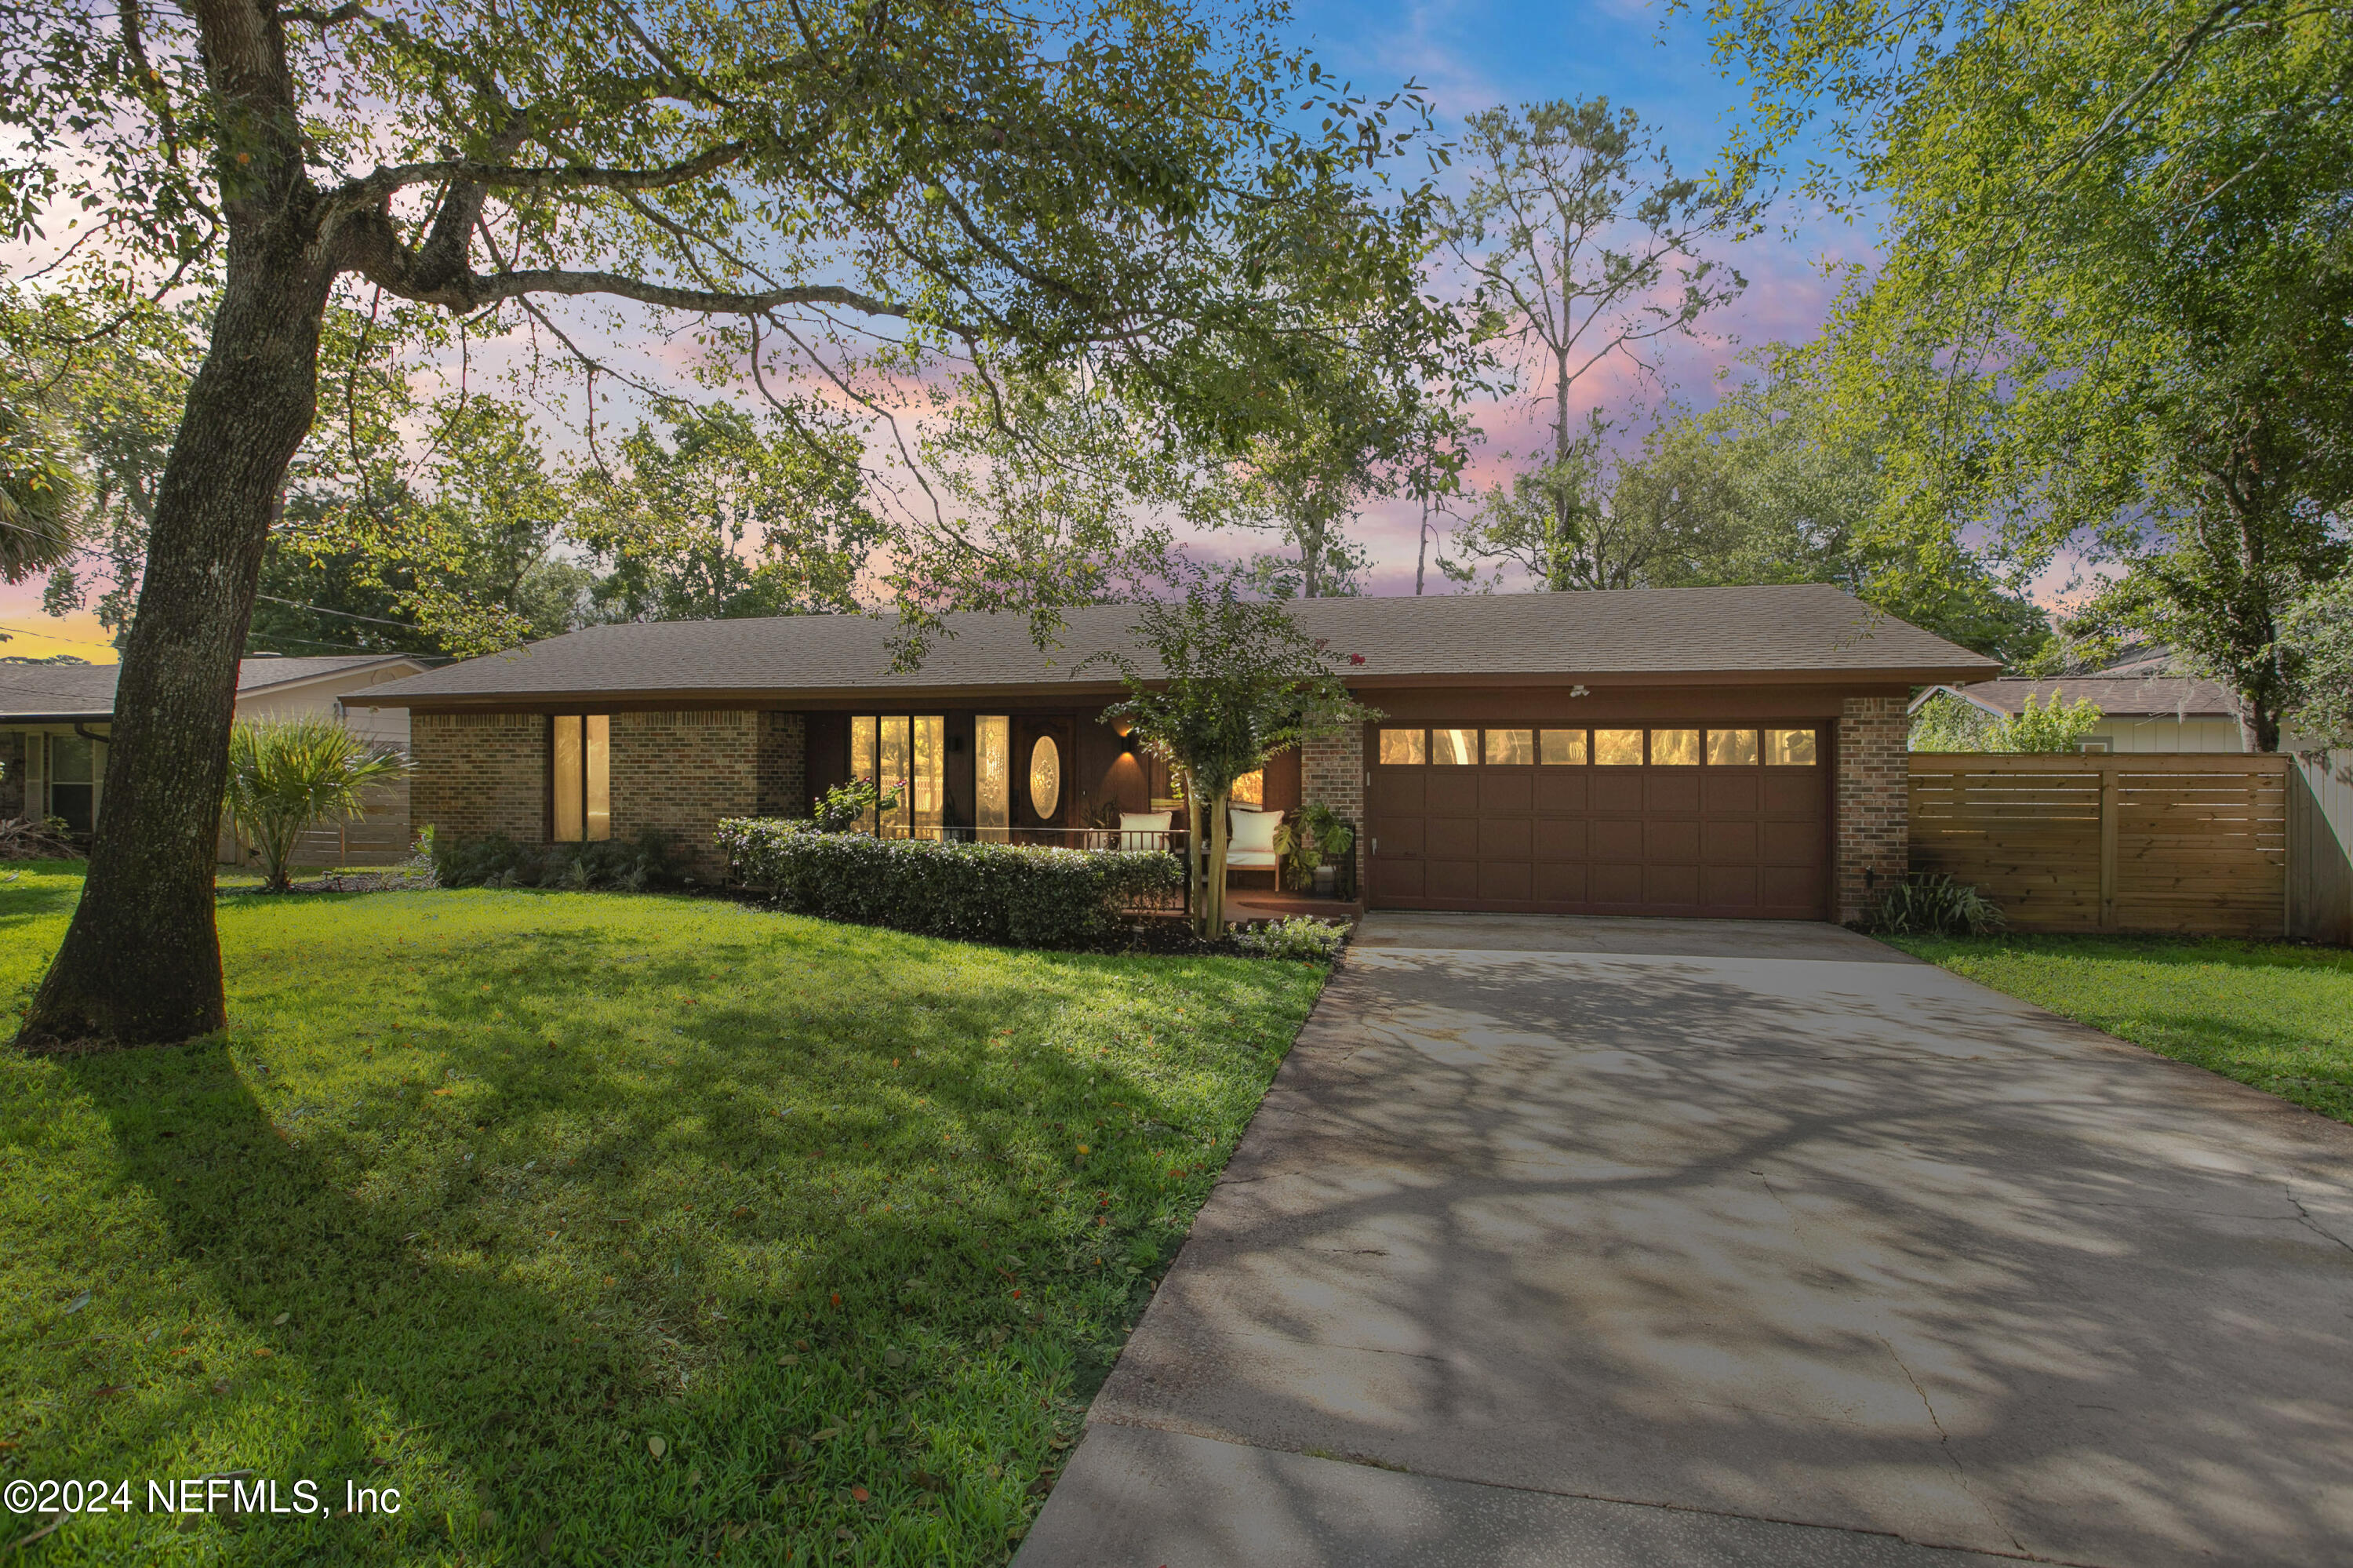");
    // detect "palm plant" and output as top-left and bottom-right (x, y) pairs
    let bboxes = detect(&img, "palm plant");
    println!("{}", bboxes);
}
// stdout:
(222, 718), (409, 891)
